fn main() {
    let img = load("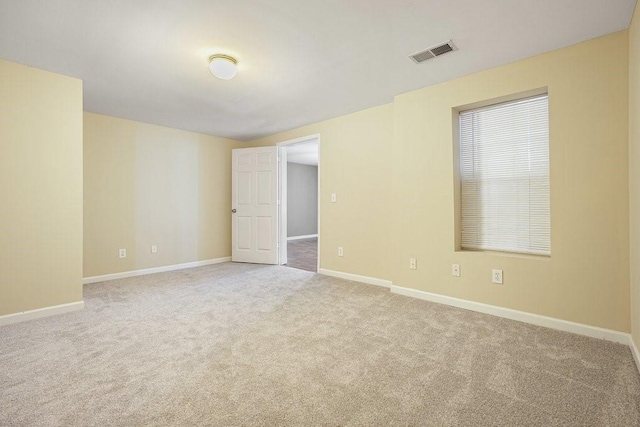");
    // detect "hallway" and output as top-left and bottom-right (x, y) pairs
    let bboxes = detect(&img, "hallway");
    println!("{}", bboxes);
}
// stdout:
(285, 237), (317, 272)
